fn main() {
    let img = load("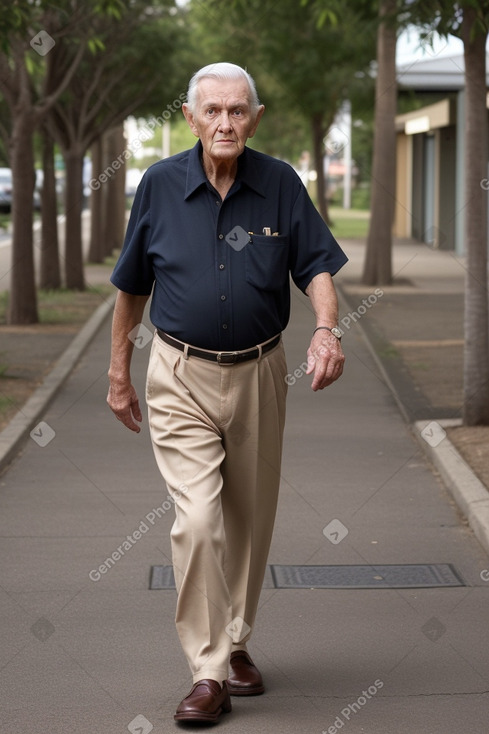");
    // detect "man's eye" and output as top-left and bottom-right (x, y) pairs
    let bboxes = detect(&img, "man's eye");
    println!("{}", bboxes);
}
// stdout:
(206, 108), (216, 115)
(233, 109), (243, 116)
